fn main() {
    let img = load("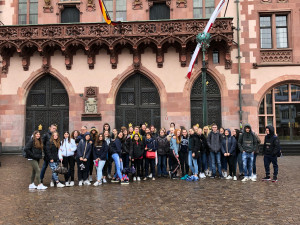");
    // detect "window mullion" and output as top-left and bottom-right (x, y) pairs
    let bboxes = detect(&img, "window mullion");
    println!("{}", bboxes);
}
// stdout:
(272, 14), (277, 49)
